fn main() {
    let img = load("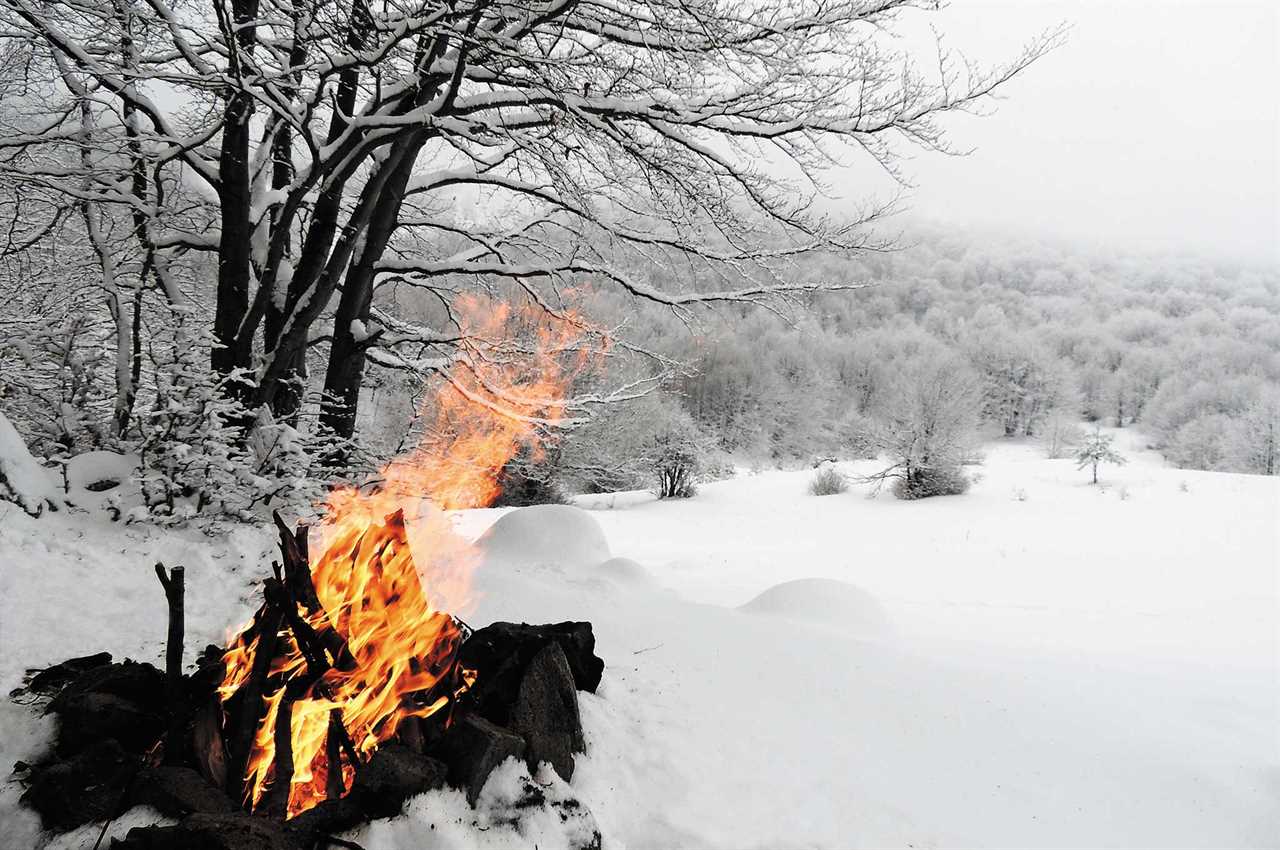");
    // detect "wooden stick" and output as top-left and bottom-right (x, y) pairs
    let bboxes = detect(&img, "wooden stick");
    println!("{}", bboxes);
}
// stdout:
(263, 684), (298, 819)
(225, 597), (285, 804)
(273, 511), (355, 671)
(325, 709), (345, 801)
(153, 563), (185, 765)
